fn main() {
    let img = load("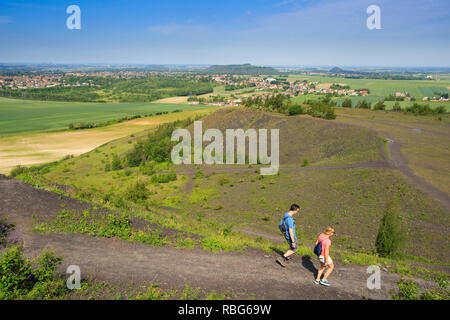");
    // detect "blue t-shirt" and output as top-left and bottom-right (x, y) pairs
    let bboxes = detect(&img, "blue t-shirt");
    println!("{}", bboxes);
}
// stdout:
(283, 212), (297, 242)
